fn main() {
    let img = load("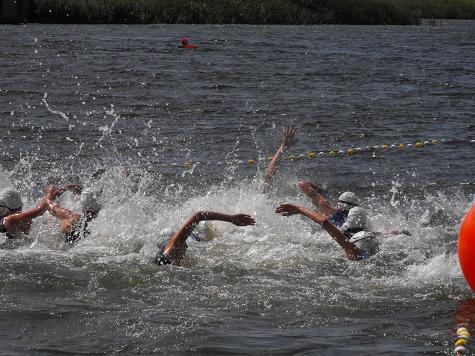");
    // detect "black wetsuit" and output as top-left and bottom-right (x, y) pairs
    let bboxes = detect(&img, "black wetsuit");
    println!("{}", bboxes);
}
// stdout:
(64, 212), (96, 243)
(0, 218), (13, 239)
(154, 246), (172, 265)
